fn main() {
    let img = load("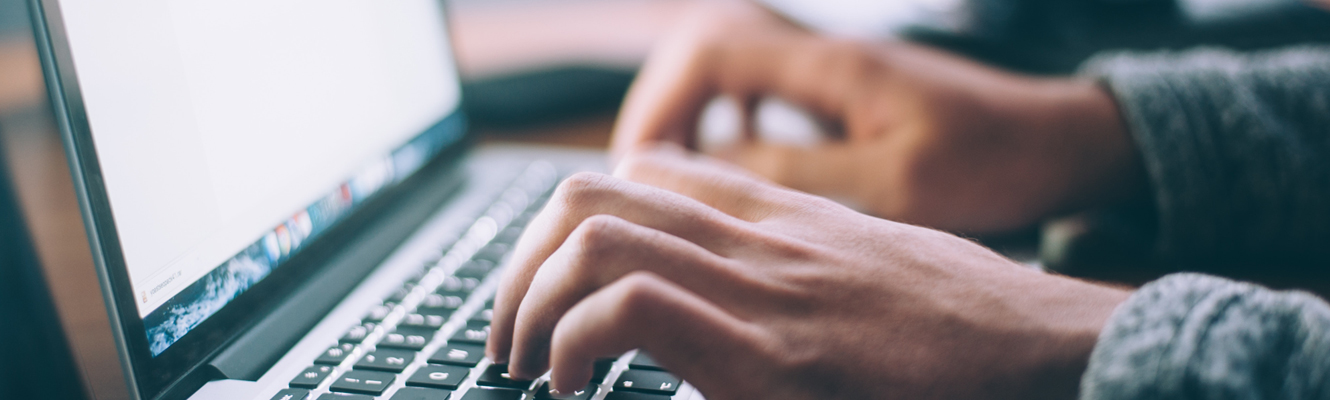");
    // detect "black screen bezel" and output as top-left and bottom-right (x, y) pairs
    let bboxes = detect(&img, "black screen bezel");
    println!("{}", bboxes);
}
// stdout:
(27, 1), (472, 398)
